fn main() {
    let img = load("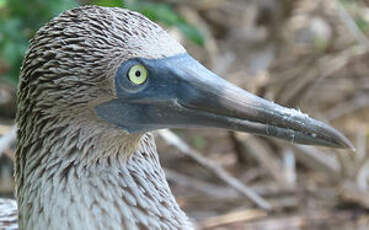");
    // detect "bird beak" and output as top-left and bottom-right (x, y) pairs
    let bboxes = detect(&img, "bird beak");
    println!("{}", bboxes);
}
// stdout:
(96, 54), (353, 149)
